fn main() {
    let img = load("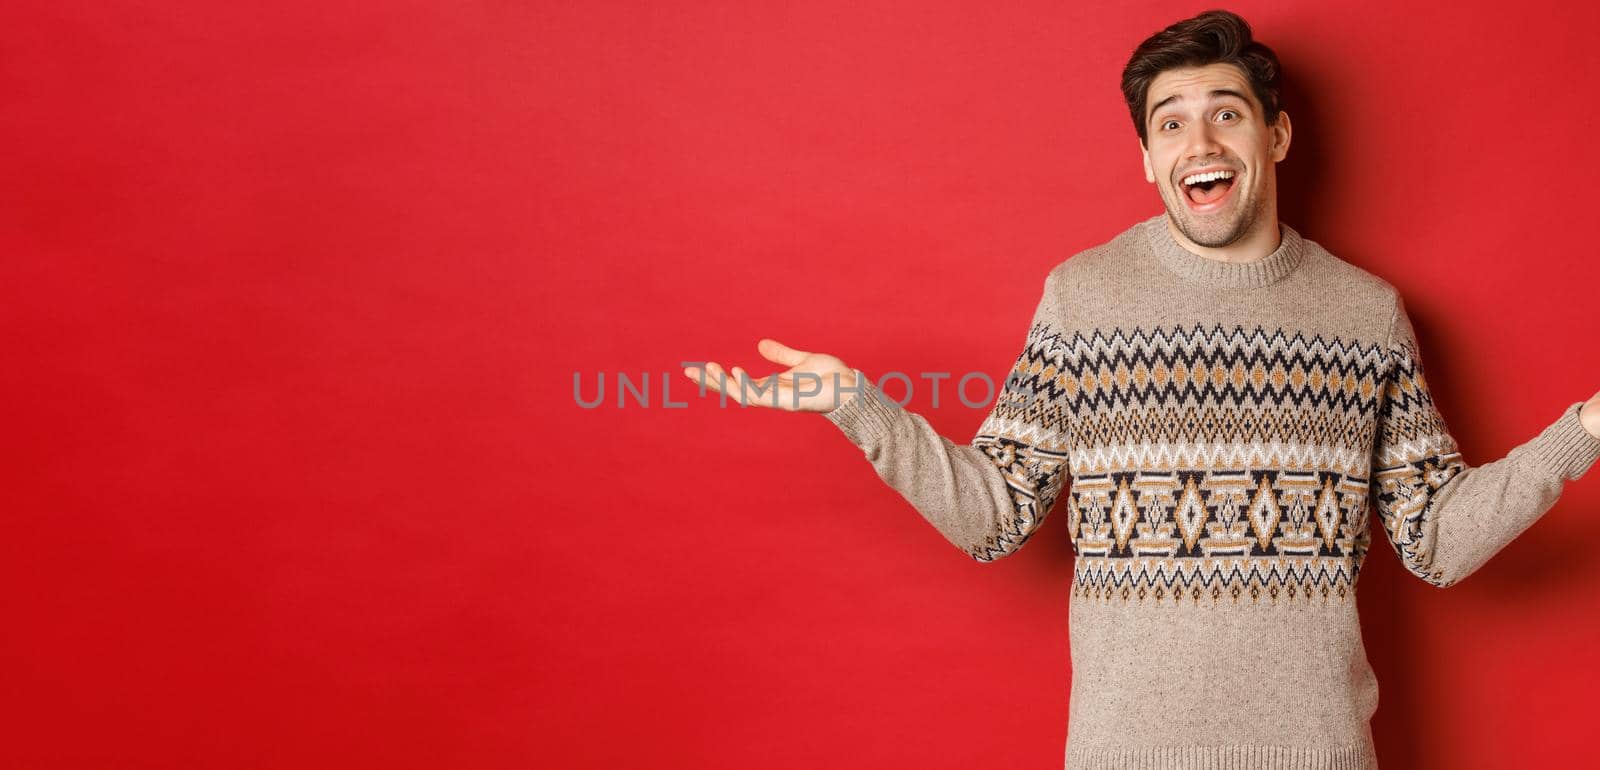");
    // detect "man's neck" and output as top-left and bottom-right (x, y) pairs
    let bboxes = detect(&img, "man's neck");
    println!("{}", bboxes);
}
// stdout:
(1165, 216), (1282, 264)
